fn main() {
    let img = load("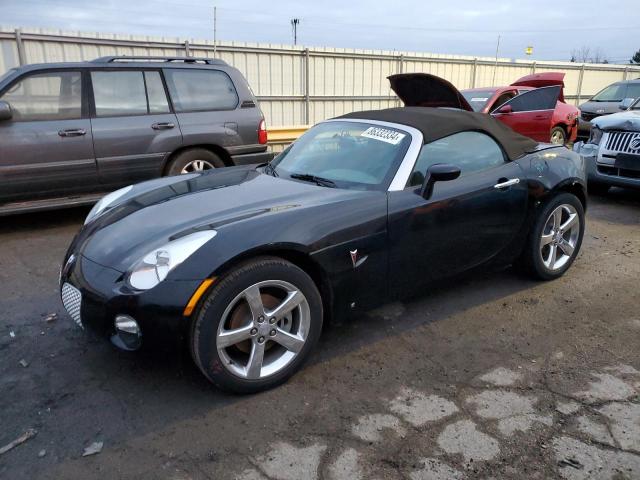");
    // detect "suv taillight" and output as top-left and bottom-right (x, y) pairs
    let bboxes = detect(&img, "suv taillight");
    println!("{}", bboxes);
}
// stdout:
(258, 119), (268, 145)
